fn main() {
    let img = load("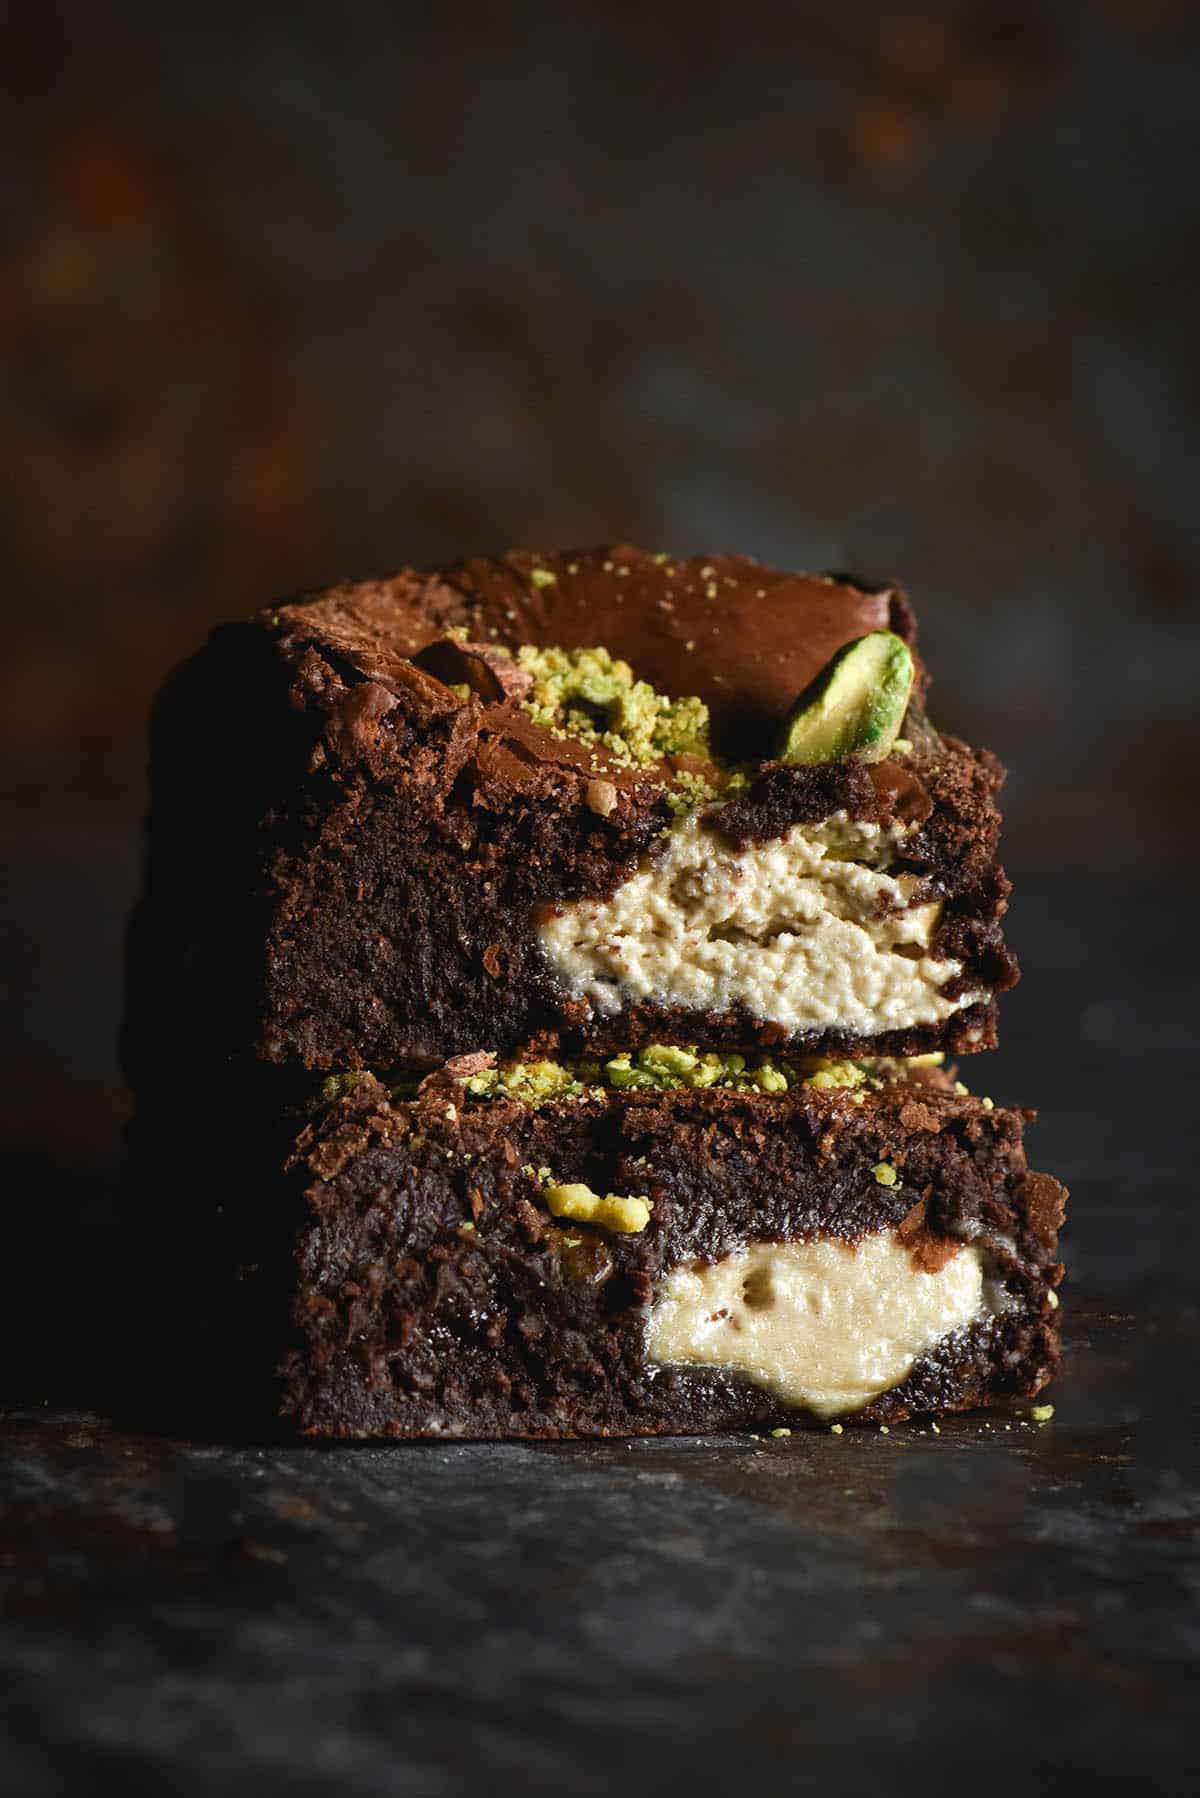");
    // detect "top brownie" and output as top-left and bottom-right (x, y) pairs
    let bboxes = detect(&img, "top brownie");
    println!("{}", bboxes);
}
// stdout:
(123, 546), (1018, 1086)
